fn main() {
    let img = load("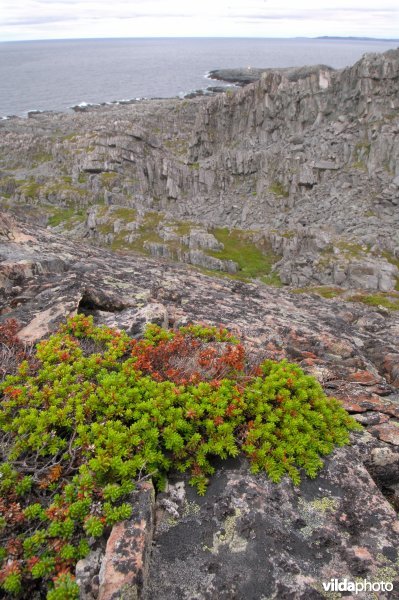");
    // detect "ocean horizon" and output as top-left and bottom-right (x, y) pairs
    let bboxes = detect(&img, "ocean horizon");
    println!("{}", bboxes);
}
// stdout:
(1, 37), (398, 117)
